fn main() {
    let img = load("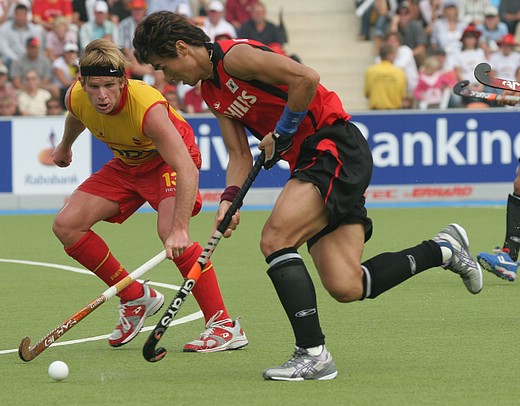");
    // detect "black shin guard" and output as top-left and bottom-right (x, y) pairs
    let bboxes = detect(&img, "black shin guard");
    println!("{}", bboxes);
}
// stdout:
(363, 240), (442, 299)
(504, 194), (520, 261)
(266, 248), (325, 348)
